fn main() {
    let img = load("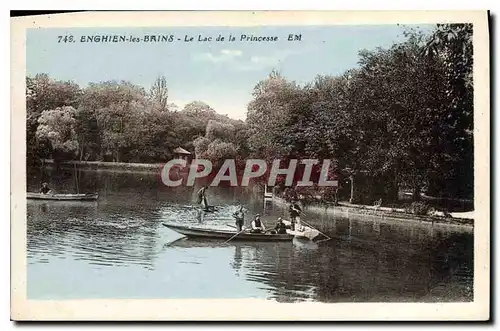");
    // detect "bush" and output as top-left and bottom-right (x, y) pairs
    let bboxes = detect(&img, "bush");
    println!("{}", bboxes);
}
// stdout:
(405, 201), (431, 215)
(281, 187), (298, 202)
